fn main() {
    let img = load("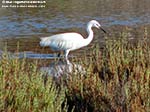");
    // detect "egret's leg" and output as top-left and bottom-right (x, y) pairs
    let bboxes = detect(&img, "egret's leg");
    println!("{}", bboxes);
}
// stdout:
(64, 50), (69, 60)
(57, 52), (61, 57)
(57, 52), (63, 62)
(64, 50), (70, 64)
